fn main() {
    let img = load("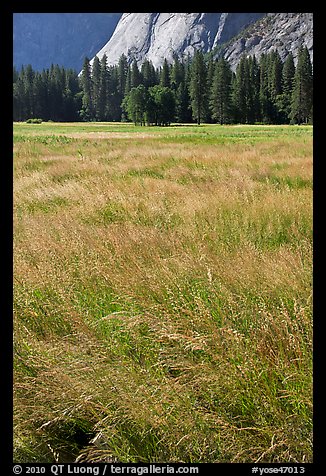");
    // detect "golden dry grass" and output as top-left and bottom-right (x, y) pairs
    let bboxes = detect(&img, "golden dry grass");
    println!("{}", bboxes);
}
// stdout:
(13, 123), (312, 463)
